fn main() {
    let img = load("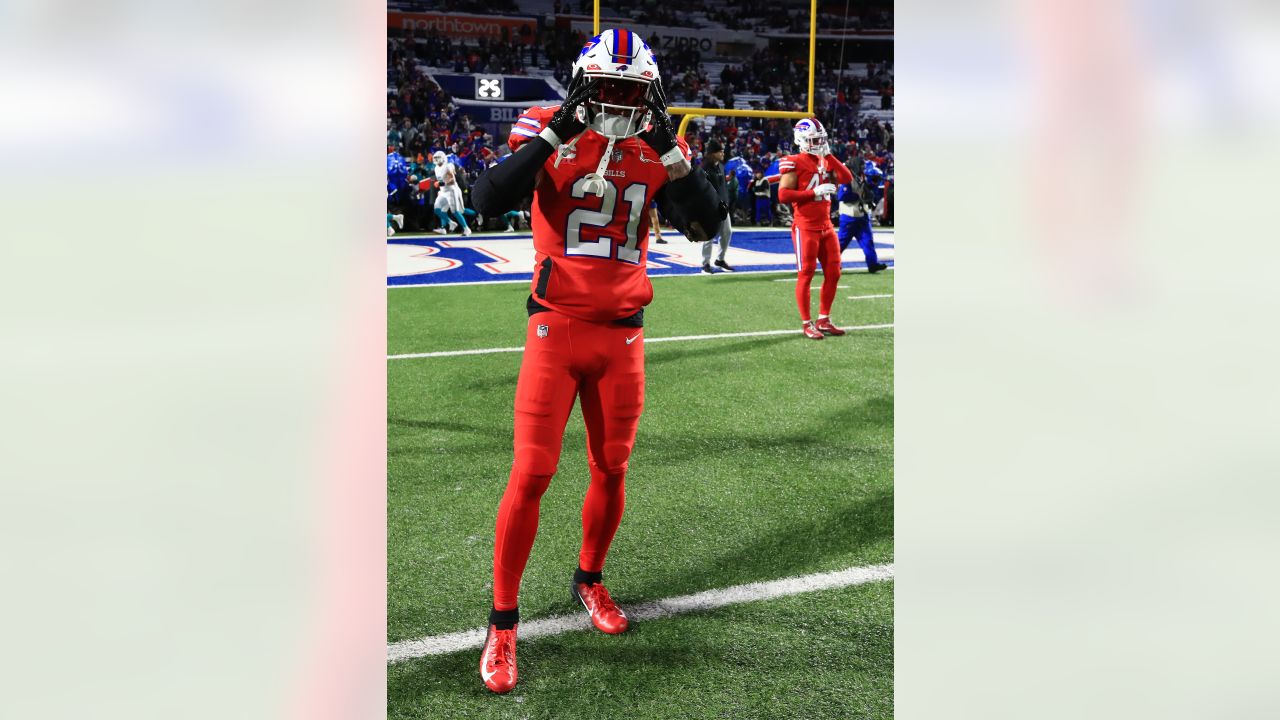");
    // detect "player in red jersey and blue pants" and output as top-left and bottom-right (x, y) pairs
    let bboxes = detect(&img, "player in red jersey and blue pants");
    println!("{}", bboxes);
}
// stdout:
(777, 118), (854, 340)
(469, 28), (725, 693)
